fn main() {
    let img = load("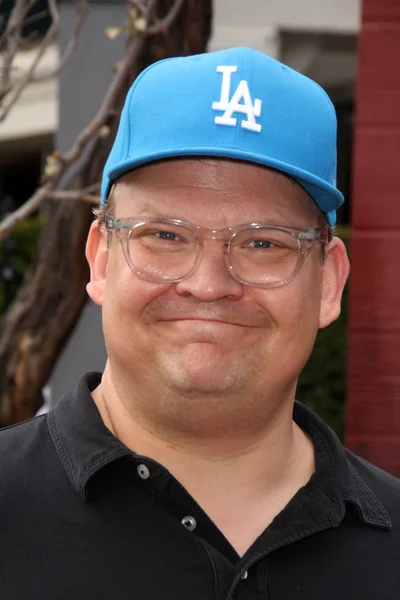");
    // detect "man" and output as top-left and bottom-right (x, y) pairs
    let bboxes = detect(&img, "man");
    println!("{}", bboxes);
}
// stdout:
(0, 47), (399, 599)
